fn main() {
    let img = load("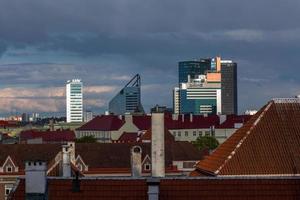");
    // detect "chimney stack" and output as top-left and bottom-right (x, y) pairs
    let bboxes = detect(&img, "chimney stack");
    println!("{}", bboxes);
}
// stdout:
(131, 146), (142, 177)
(189, 113), (193, 123)
(49, 119), (54, 131)
(25, 161), (47, 198)
(151, 112), (165, 177)
(62, 145), (71, 177)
